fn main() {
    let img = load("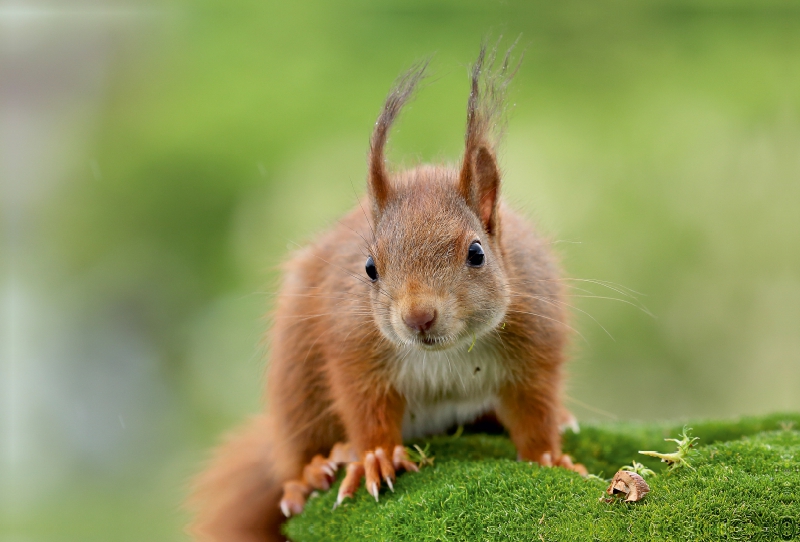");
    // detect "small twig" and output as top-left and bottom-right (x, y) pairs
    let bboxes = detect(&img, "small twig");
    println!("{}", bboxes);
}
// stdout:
(405, 444), (435, 468)
(639, 426), (699, 472)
